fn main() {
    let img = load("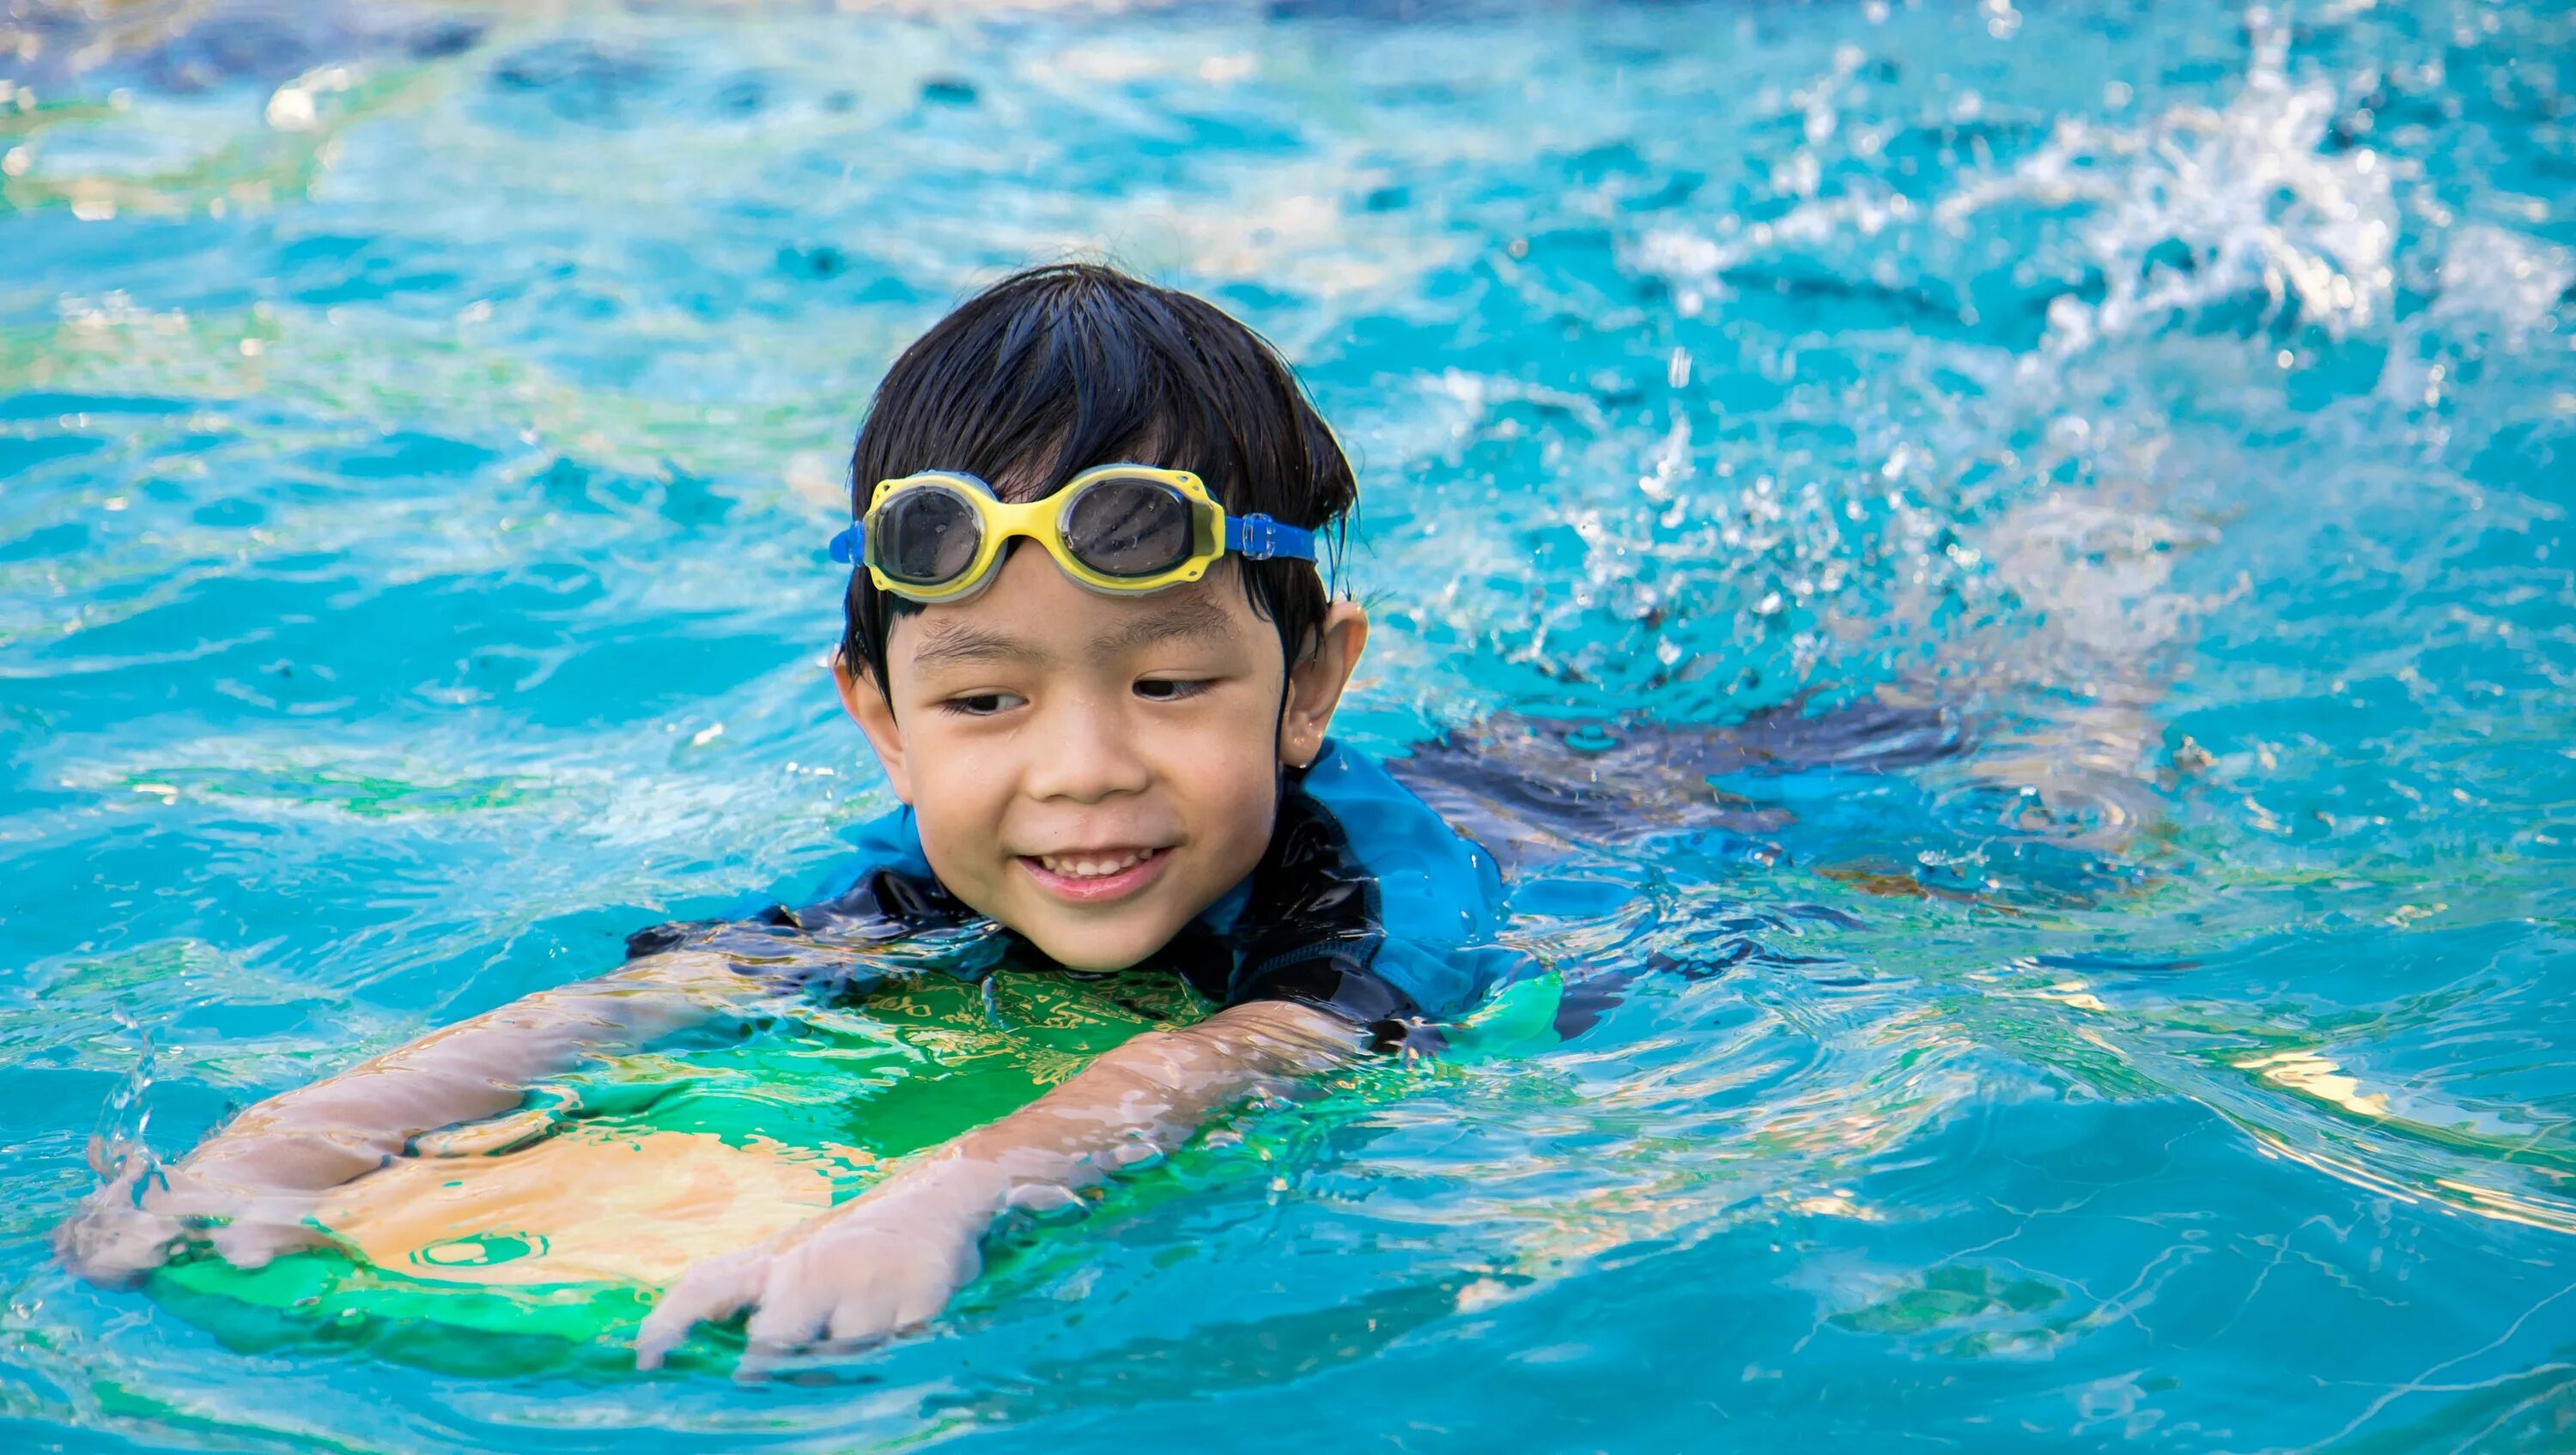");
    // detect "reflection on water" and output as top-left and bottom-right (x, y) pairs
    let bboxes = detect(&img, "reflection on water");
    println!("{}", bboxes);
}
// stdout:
(3, 0), (2574, 1449)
